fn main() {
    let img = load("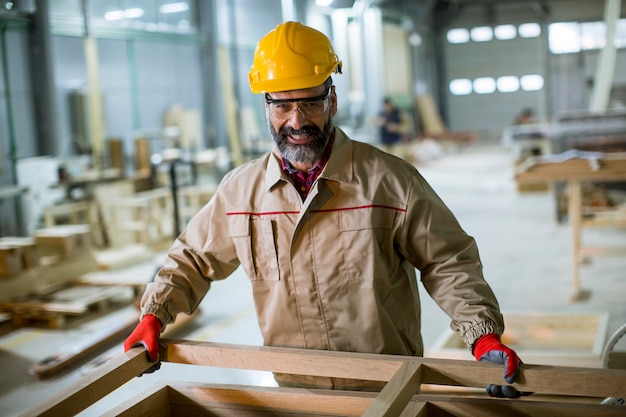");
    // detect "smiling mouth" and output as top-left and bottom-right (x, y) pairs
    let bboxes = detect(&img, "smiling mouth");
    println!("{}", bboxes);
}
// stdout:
(287, 133), (315, 144)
